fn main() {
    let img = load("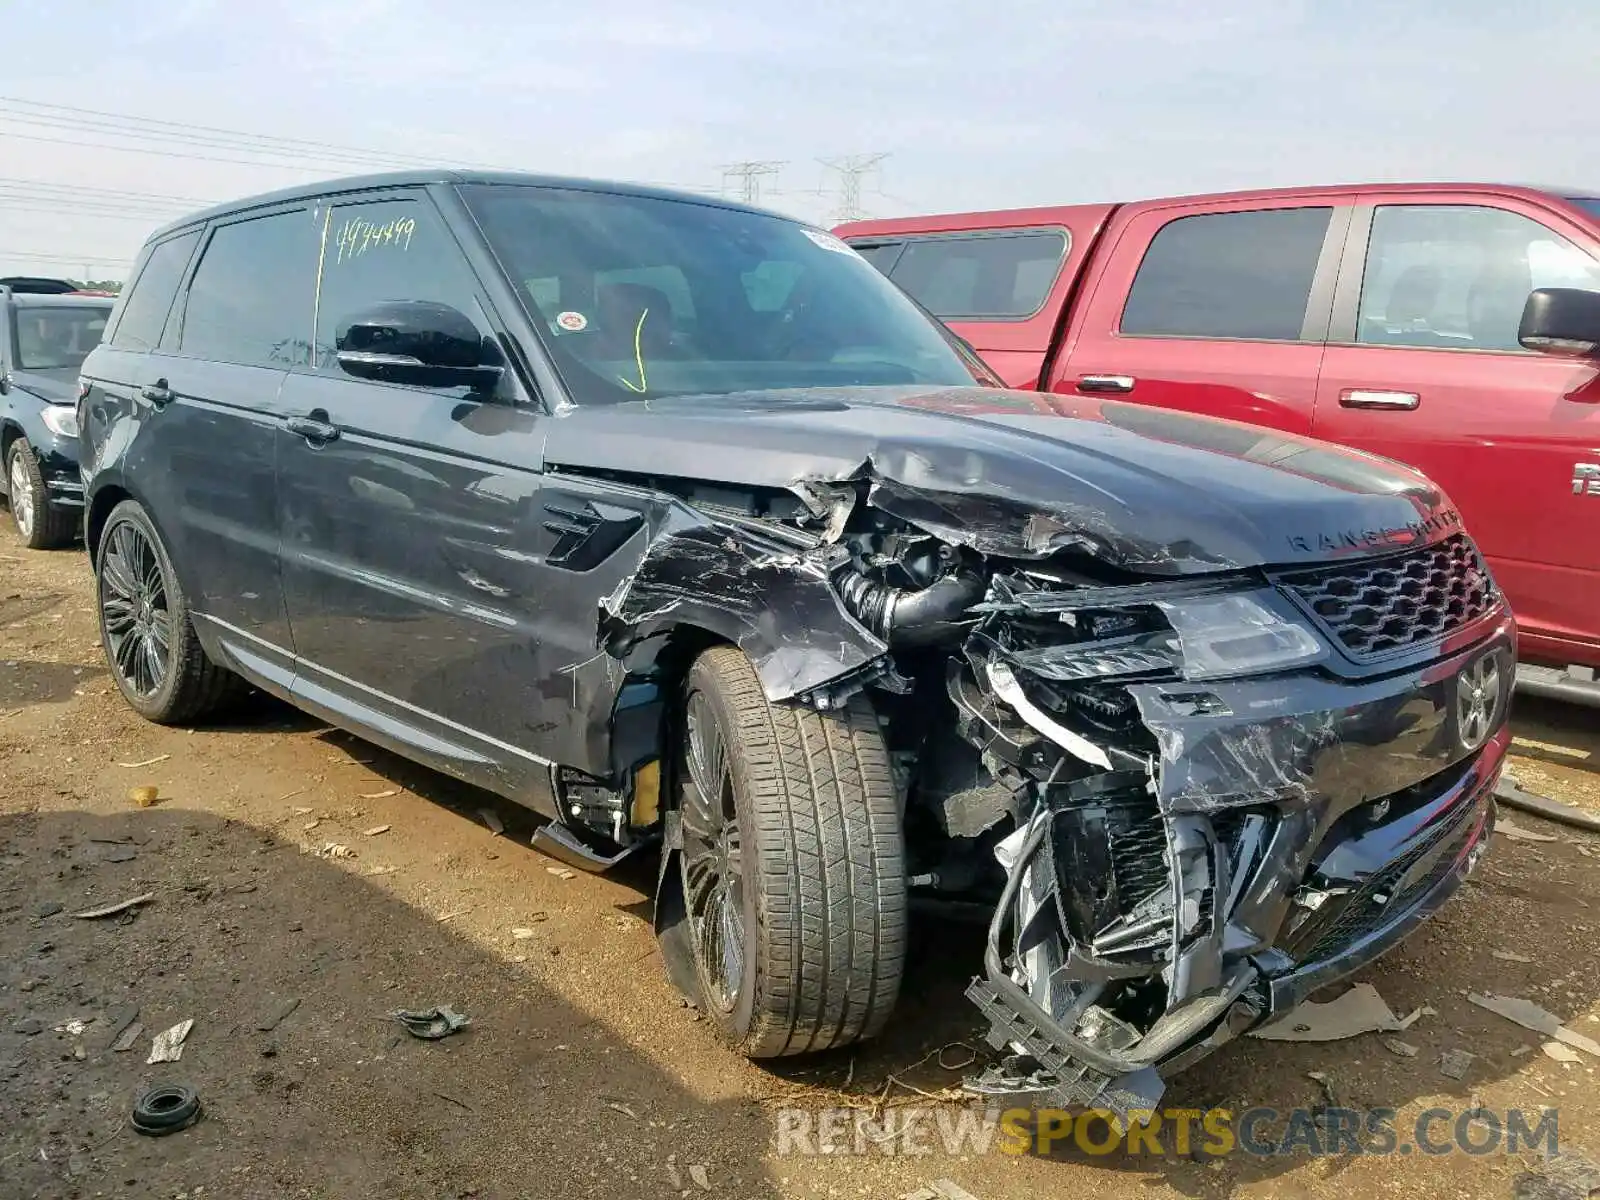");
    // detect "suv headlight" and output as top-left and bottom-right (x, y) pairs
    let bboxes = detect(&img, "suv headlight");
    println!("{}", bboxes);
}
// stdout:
(40, 405), (79, 440)
(1156, 592), (1325, 680)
